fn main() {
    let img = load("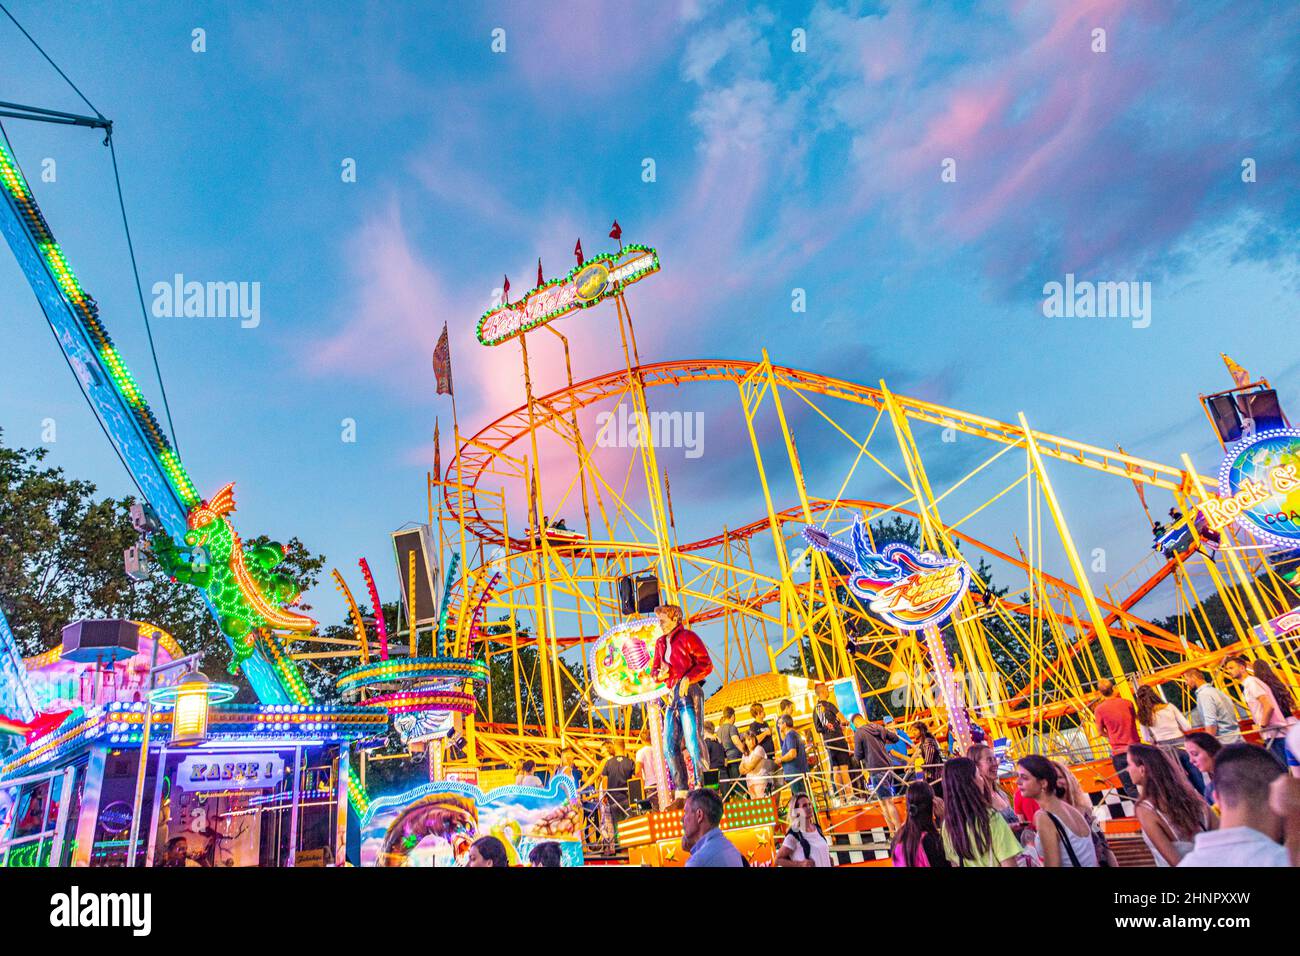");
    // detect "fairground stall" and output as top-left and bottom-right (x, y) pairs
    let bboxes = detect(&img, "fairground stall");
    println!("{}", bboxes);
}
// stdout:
(0, 616), (386, 867)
